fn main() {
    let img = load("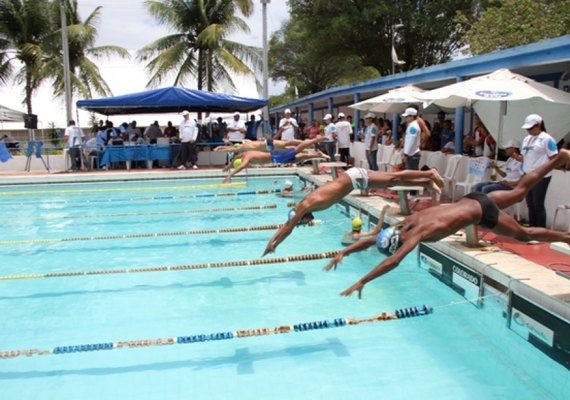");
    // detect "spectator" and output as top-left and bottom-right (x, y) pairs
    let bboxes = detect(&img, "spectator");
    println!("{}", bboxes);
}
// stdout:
(473, 139), (523, 194)
(363, 113), (379, 170)
(126, 120), (141, 141)
(439, 119), (455, 150)
(521, 114), (558, 229)
(322, 113), (337, 160)
(335, 113), (353, 166)
(174, 110), (199, 170)
(64, 120), (85, 171)
(245, 114), (261, 141)
(164, 121), (178, 139)
(145, 121), (162, 144)
(464, 114), (484, 156)
(276, 109), (299, 141)
(401, 107), (421, 171)
(226, 112), (246, 144)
